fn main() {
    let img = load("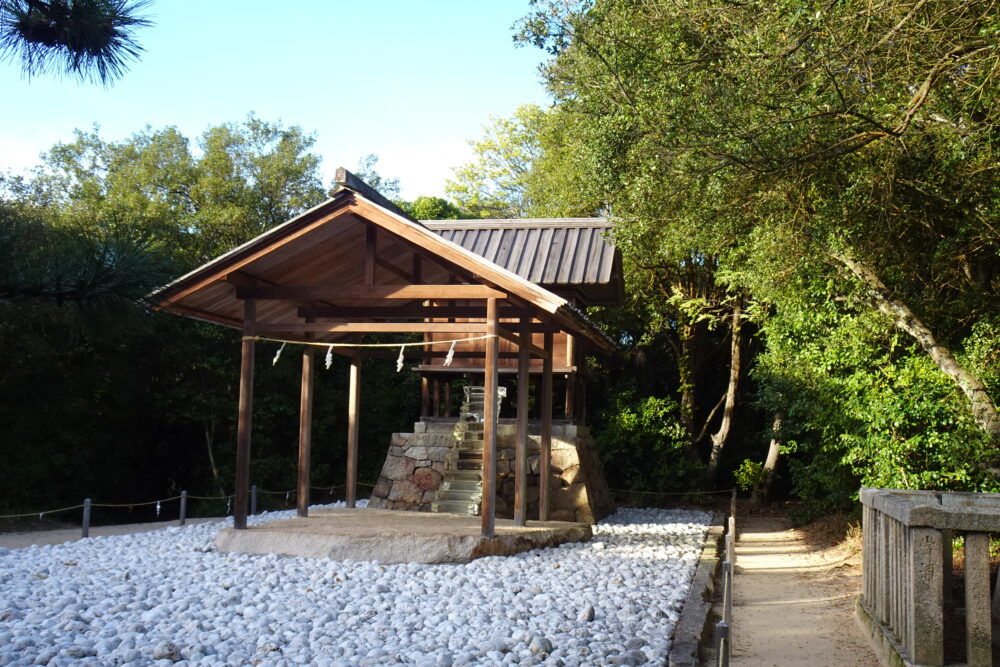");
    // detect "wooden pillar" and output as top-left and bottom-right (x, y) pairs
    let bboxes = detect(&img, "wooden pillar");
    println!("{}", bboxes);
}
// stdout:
(540, 330), (553, 522)
(296, 340), (314, 517)
(444, 379), (452, 417)
(420, 375), (430, 418)
(514, 317), (530, 526)
(432, 377), (441, 418)
(233, 300), (256, 530)
(564, 333), (575, 420)
(481, 298), (499, 539)
(346, 356), (361, 508)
